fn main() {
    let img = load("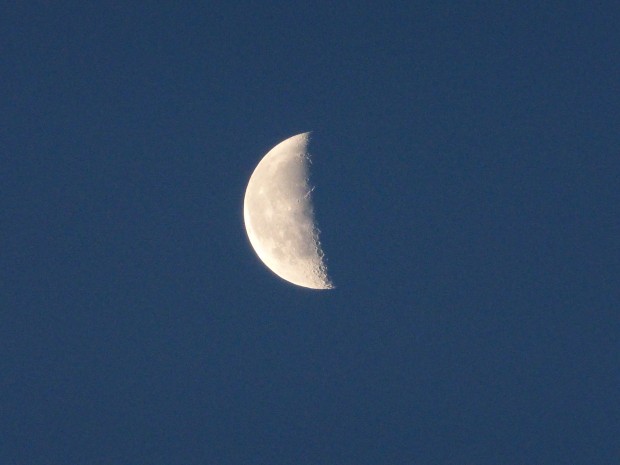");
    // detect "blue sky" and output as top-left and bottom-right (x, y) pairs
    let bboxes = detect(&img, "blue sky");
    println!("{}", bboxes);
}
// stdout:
(2, 2), (619, 464)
